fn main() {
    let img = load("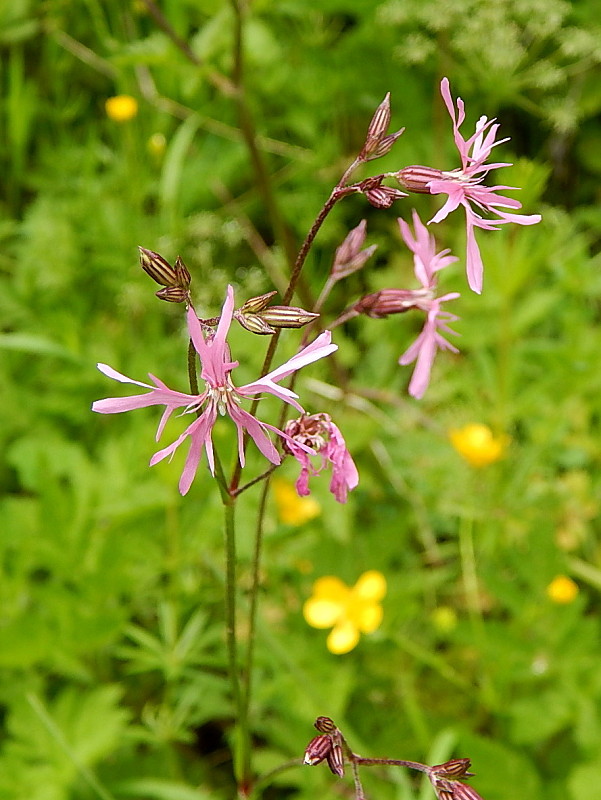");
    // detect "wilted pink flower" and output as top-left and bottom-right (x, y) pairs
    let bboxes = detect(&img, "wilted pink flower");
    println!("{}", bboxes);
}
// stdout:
(93, 286), (337, 494)
(397, 210), (460, 398)
(283, 413), (359, 503)
(427, 77), (541, 294)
